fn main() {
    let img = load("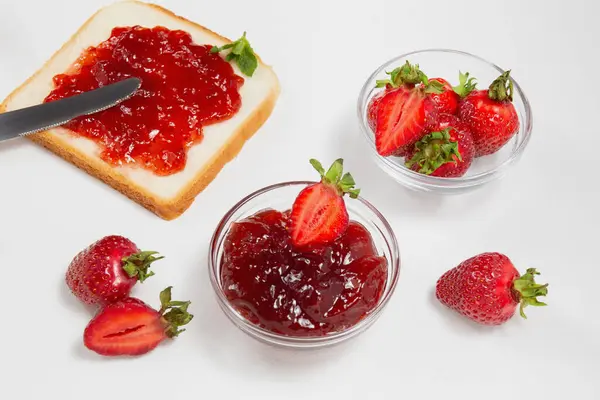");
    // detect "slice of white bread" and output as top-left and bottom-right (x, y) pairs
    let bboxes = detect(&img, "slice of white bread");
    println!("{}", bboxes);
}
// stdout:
(0, 1), (280, 220)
